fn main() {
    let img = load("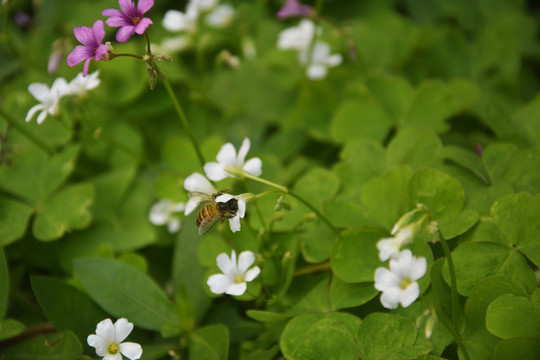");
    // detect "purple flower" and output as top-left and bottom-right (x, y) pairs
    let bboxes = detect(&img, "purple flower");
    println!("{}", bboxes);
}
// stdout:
(276, 0), (313, 19)
(102, 0), (154, 43)
(67, 20), (108, 77)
